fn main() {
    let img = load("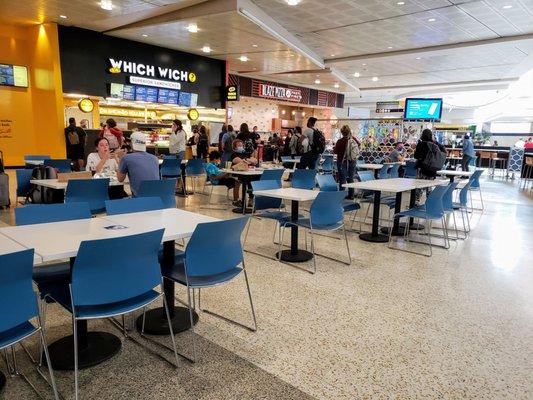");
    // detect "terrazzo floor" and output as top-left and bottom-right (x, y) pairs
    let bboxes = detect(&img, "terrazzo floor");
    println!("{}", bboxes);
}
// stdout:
(0, 171), (532, 399)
